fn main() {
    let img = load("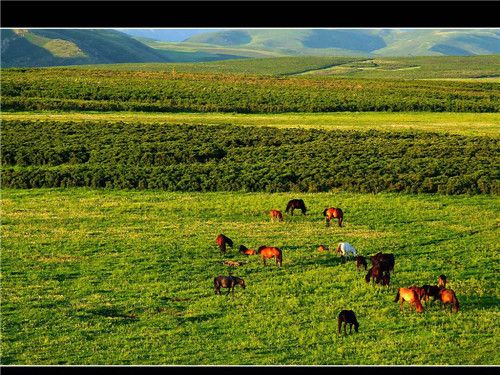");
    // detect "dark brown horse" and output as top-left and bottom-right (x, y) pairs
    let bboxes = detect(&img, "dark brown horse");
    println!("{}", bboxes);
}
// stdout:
(323, 207), (343, 227)
(338, 310), (359, 335)
(370, 252), (395, 272)
(239, 245), (256, 256)
(394, 287), (424, 313)
(285, 199), (307, 216)
(270, 209), (284, 222)
(214, 275), (246, 295)
(438, 274), (447, 288)
(365, 264), (386, 284)
(439, 288), (460, 313)
(216, 234), (233, 254)
(257, 246), (282, 267)
(356, 255), (368, 271)
(421, 284), (442, 306)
